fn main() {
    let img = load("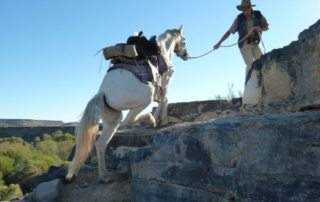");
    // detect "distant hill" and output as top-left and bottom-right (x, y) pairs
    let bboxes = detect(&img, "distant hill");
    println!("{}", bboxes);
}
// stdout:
(0, 119), (65, 127)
